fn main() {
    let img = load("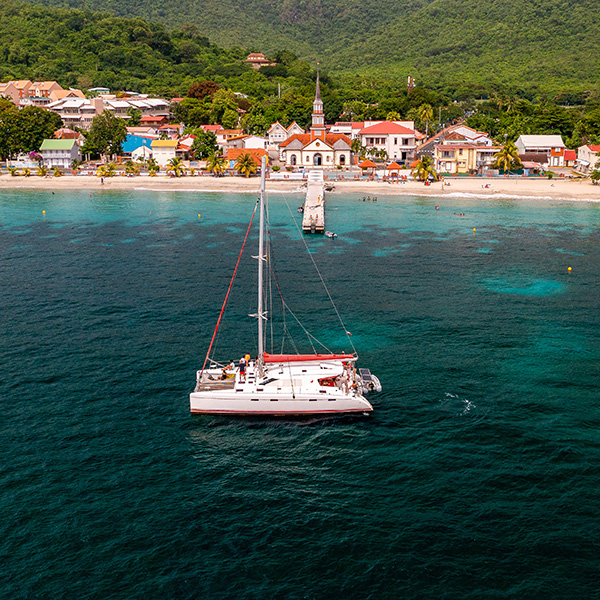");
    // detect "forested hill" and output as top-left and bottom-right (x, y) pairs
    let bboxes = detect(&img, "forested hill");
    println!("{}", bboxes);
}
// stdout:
(22, 0), (600, 96)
